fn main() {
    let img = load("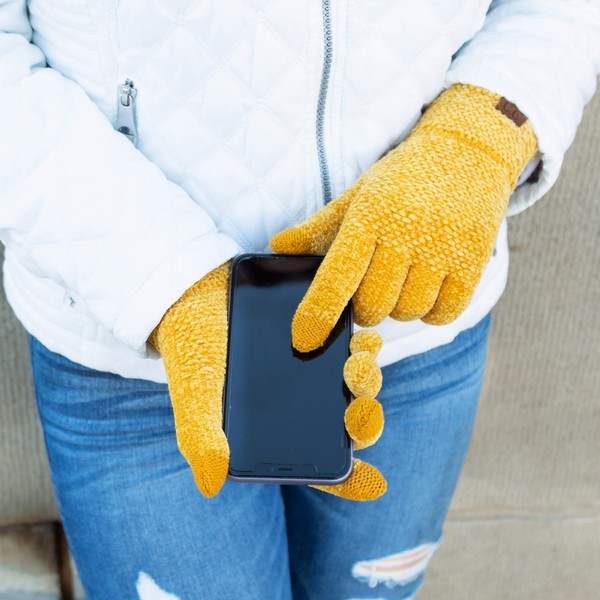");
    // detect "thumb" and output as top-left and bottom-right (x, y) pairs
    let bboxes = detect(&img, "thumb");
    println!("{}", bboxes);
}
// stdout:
(175, 411), (230, 498)
(270, 185), (358, 255)
(152, 263), (231, 497)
